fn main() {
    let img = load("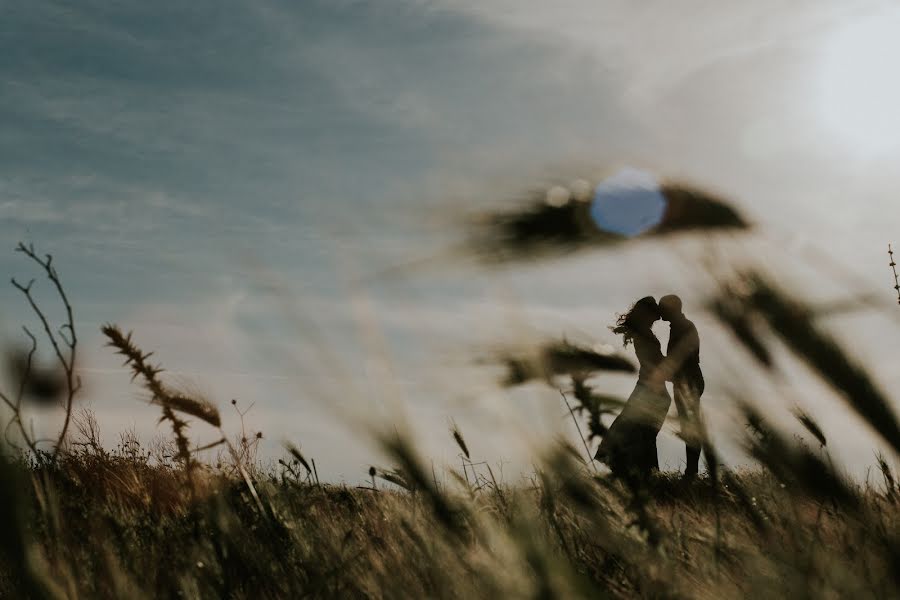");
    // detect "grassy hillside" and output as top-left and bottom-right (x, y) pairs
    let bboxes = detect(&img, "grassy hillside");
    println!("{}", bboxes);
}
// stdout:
(0, 438), (896, 599)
